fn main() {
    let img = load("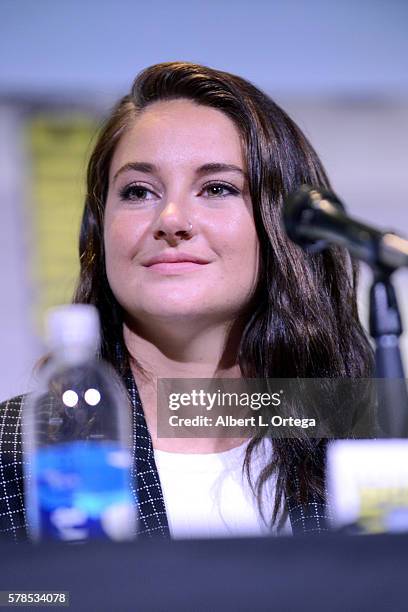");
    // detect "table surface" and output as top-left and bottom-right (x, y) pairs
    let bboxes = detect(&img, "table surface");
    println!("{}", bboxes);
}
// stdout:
(0, 532), (407, 612)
